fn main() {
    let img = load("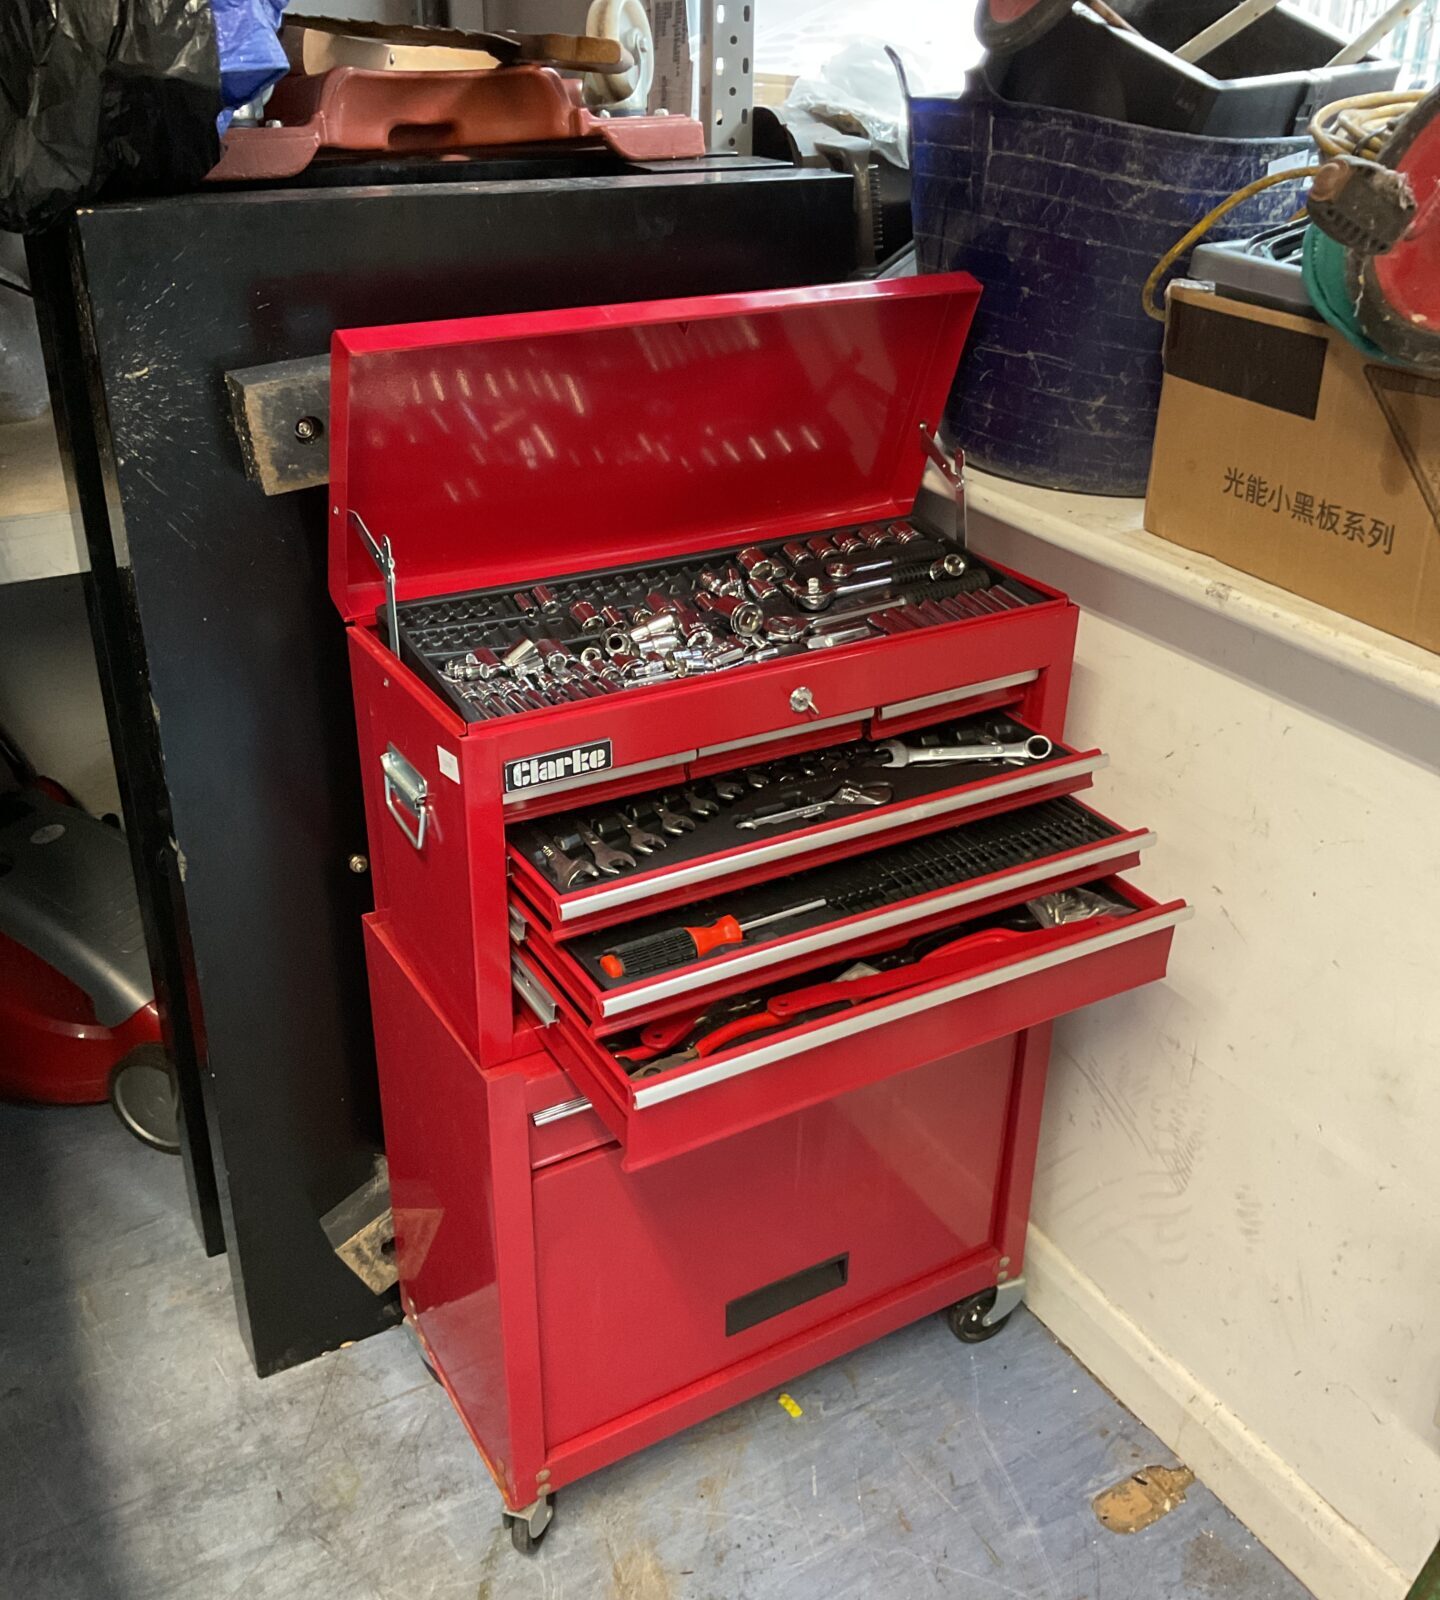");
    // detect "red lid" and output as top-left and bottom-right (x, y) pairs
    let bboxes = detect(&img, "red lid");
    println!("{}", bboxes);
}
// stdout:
(329, 274), (981, 621)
